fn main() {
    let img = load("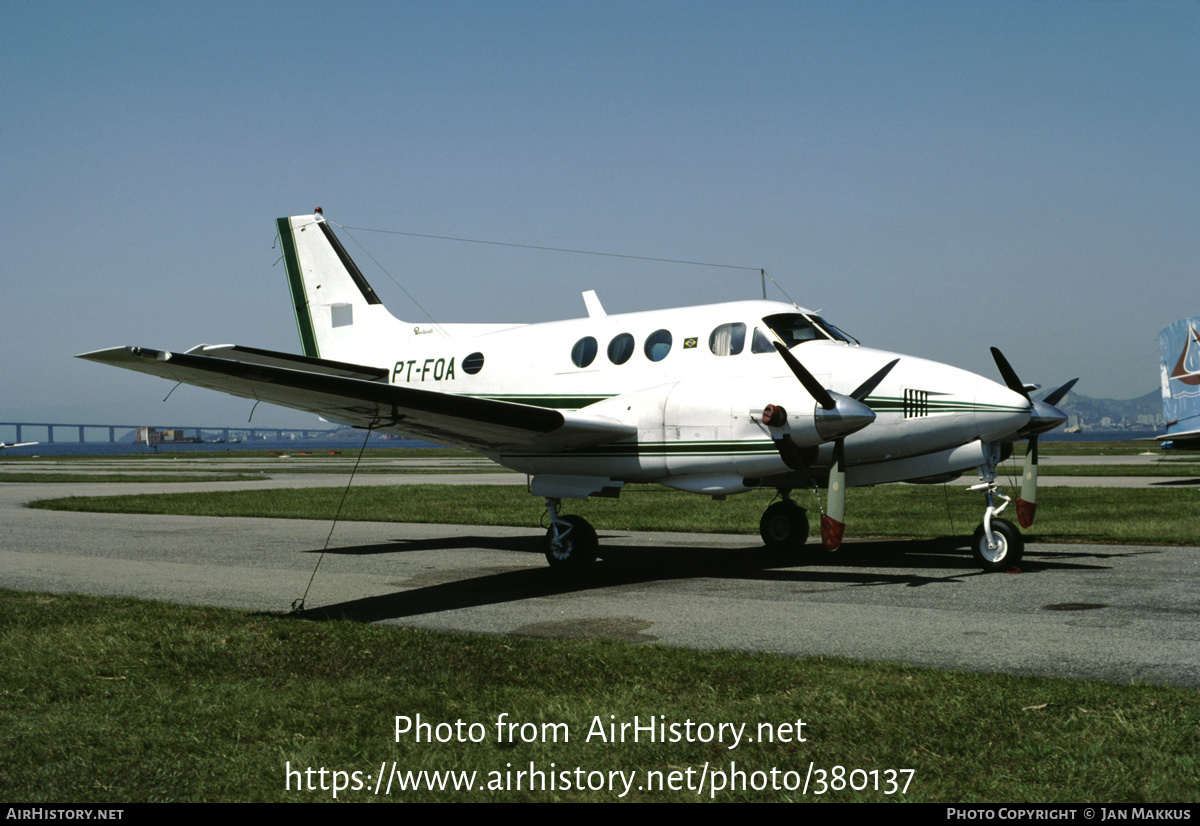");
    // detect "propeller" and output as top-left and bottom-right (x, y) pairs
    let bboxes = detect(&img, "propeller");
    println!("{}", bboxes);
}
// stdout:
(990, 348), (1077, 528)
(1042, 377), (1078, 408)
(821, 357), (901, 549)
(772, 342), (898, 549)
(773, 342), (836, 410)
